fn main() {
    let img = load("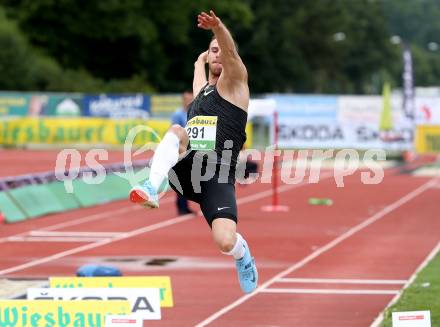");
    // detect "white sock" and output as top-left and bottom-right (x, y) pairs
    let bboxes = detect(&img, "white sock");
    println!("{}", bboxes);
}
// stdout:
(223, 233), (246, 260)
(149, 132), (180, 191)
